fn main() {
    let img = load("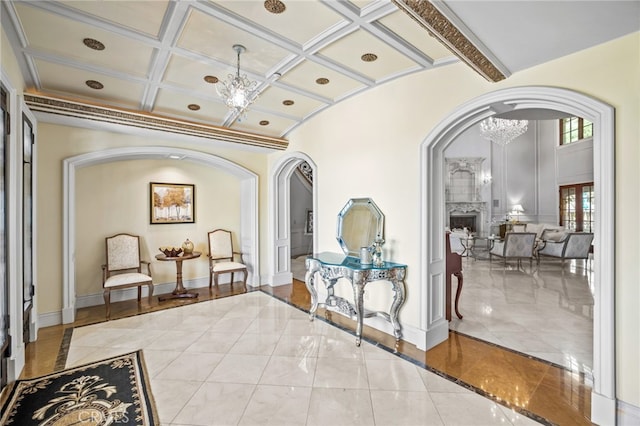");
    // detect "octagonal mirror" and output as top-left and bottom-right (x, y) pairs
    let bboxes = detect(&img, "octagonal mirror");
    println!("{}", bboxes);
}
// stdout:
(336, 198), (385, 257)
